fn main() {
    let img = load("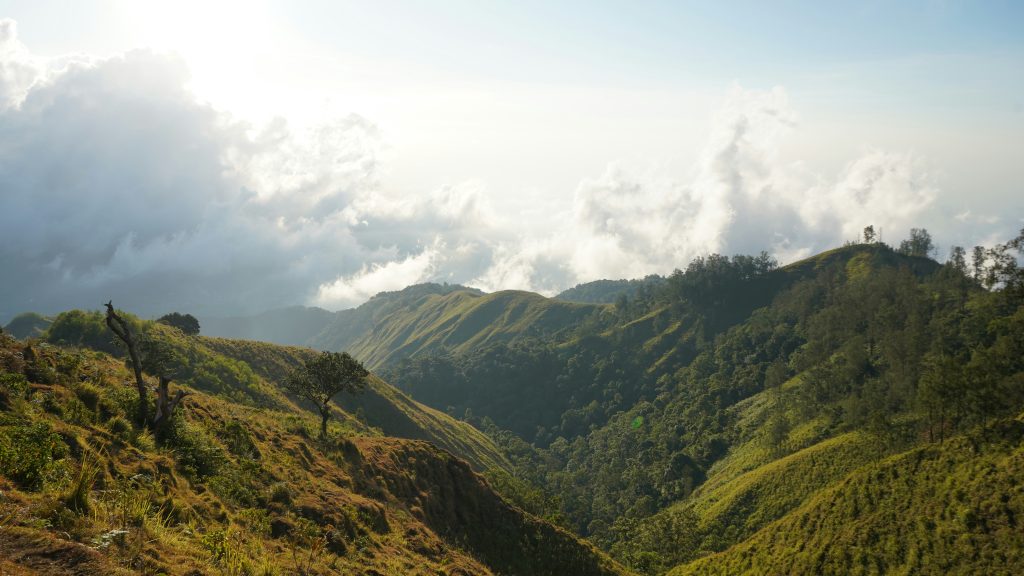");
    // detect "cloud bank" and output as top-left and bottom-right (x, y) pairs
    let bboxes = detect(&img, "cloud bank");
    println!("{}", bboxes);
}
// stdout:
(0, 21), (1006, 321)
